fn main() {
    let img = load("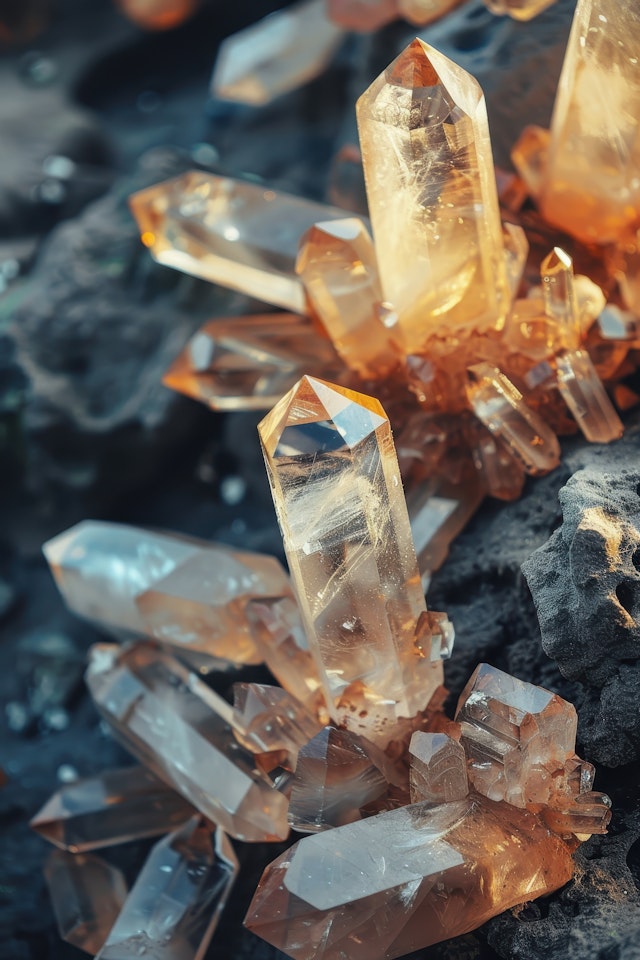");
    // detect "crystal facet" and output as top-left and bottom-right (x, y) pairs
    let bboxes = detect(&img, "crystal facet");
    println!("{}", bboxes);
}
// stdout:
(232, 682), (322, 775)
(408, 731), (468, 804)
